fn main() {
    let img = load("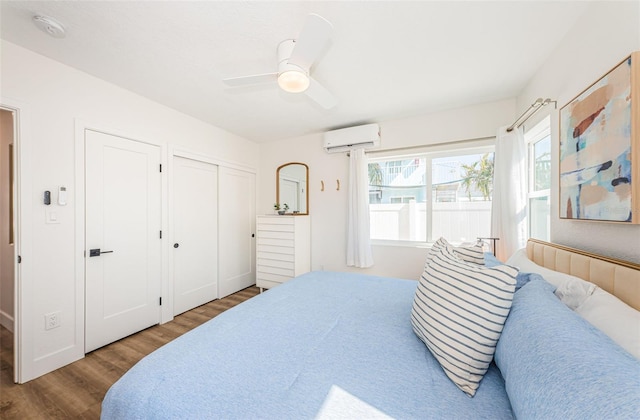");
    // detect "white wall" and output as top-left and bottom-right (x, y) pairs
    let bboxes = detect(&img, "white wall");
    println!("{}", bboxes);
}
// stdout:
(0, 41), (259, 381)
(258, 99), (516, 280)
(517, 1), (640, 263)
